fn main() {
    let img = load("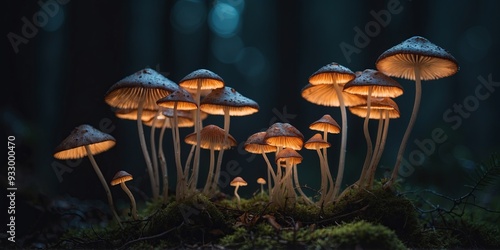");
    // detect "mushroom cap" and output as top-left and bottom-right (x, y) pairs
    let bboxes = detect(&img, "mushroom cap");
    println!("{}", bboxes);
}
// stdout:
(162, 109), (207, 127)
(54, 124), (116, 160)
(142, 114), (194, 128)
(301, 83), (367, 107)
(230, 176), (248, 187)
(114, 108), (159, 121)
(200, 87), (259, 116)
(343, 69), (404, 98)
(309, 62), (356, 85)
(375, 36), (459, 81)
(104, 68), (179, 110)
(156, 88), (198, 111)
(244, 132), (277, 154)
(111, 170), (133, 186)
(257, 177), (267, 184)
(309, 114), (341, 134)
(184, 124), (237, 150)
(275, 148), (303, 166)
(348, 97), (400, 119)
(304, 133), (331, 150)
(179, 69), (225, 90)
(264, 123), (304, 150)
